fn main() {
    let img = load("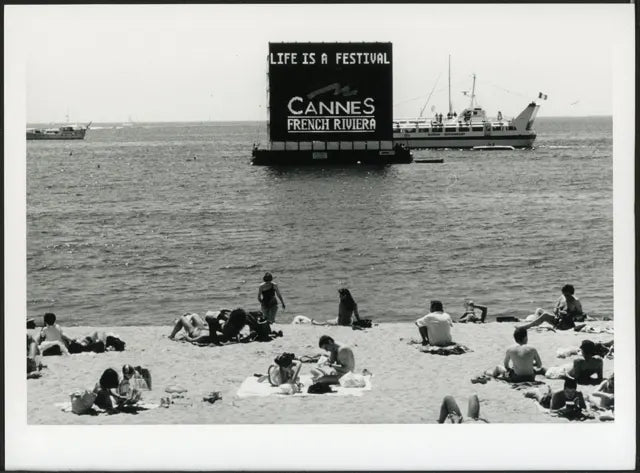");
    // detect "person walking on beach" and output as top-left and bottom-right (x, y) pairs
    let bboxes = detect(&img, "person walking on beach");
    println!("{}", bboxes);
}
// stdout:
(258, 272), (286, 323)
(311, 335), (355, 384)
(415, 300), (453, 346)
(488, 327), (545, 382)
(458, 300), (488, 323)
(518, 284), (586, 331)
(337, 288), (362, 326)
